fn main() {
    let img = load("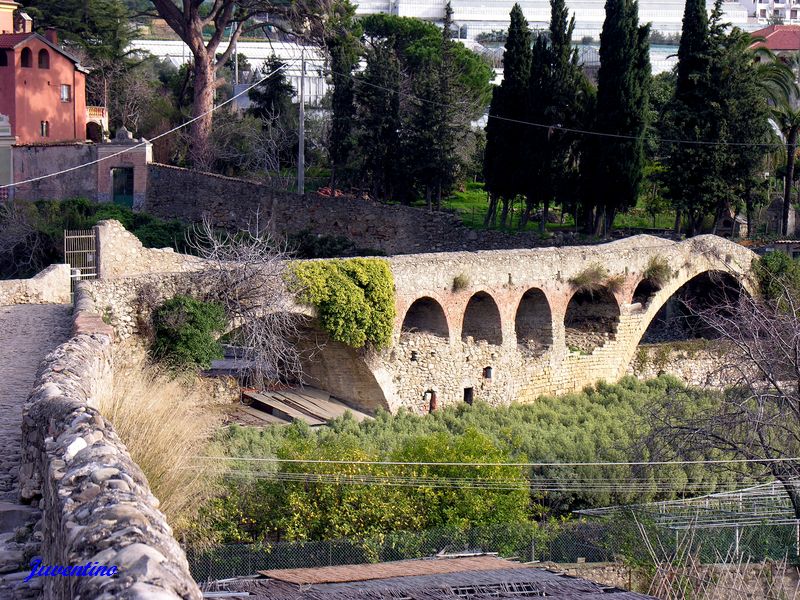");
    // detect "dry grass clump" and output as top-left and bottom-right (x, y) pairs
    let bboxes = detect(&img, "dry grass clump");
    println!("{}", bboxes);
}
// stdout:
(642, 255), (674, 287)
(452, 273), (470, 292)
(570, 264), (624, 294)
(100, 352), (224, 531)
